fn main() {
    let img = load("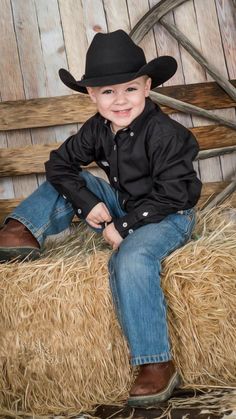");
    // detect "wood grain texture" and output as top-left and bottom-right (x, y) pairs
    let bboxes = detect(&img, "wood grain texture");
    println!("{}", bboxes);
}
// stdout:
(1, 124), (236, 176)
(0, 0), (235, 195)
(172, 0), (219, 182)
(202, 180), (236, 210)
(58, 0), (88, 81)
(157, 80), (236, 109)
(1, 181), (235, 223)
(160, 16), (236, 101)
(0, 95), (96, 131)
(129, 0), (187, 43)
(1, 0), (37, 199)
(82, 0), (108, 43)
(0, 144), (96, 176)
(197, 182), (236, 208)
(11, 0), (63, 190)
(194, 0), (235, 182)
(127, 0), (157, 62)
(215, 0), (236, 180)
(1, 80), (235, 131)
(215, 0), (236, 80)
(104, 0), (130, 32)
(150, 91), (236, 129)
(173, 0), (206, 84)
(34, 0), (78, 143)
